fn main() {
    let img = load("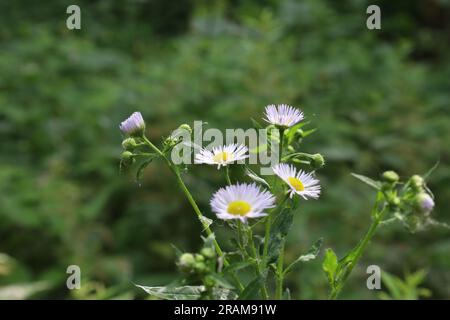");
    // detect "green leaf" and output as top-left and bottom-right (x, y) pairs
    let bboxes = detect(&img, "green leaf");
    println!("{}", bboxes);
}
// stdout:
(351, 173), (381, 190)
(223, 261), (253, 273)
(201, 232), (215, 248)
(135, 154), (159, 182)
(301, 128), (317, 138)
(136, 285), (204, 300)
(250, 117), (263, 129)
(283, 288), (291, 300)
(137, 284), (238, 300)
(238, 277), (263, 300)
(284, 238), (323, 275)
(199, 216), (213, 232)
(244, 166), (270, 188)
(267, 208), (294, 263)
(322, 248), (338, 288)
